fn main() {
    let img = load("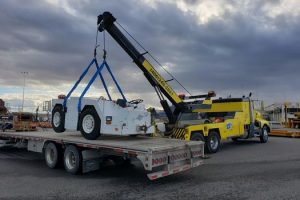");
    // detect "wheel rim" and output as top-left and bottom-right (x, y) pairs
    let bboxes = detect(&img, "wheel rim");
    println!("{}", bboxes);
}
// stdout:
(46, 147), (55, 164)
(53, 112), (61, 127)
(263, 129), (268, 140)
(65, 151), (76, 170)
(82, 114), (95, 134)
(210, 136), (219, 150)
